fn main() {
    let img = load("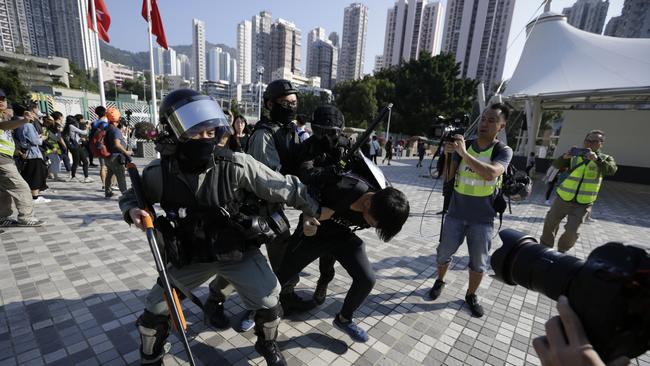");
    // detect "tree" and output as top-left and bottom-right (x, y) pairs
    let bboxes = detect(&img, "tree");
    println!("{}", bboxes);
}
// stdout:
(333, 52), (477, 135)
(68, 63), (99, 93)
(0, 65), (30, 102)
(297, 91), (330, 120)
